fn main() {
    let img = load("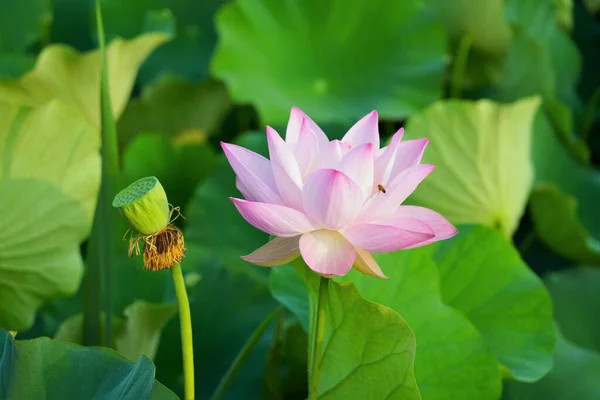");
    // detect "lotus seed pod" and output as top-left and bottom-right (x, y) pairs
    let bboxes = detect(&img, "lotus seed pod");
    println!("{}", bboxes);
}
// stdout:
(112, 176), (170, 235)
